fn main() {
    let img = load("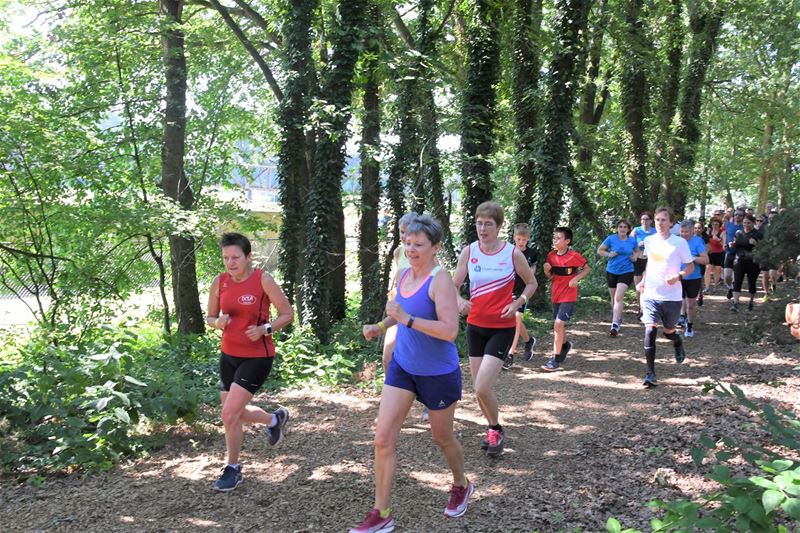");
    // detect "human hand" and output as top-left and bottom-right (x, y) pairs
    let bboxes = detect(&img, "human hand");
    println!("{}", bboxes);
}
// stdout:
(637, 280), (645, 293)
(543, 263), (552, 274)
(363, 324), (382, 341)
(215, 314), (230, 330)
(665, 274), (680, 285)
(245, 324), (265, 341)
(457, 297), (472, 316)
(609, 251), (617, 258)
(568, 278), (579, 288)
(500, 303), (516, 320)
(386, 299), (408, 323)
